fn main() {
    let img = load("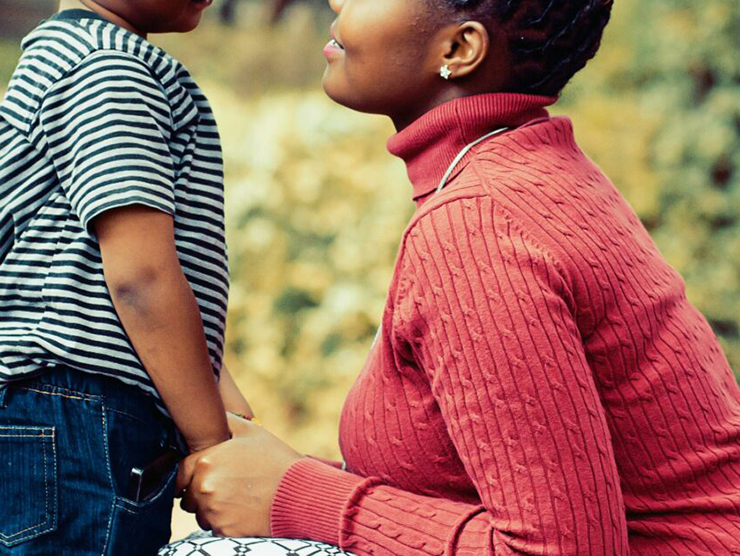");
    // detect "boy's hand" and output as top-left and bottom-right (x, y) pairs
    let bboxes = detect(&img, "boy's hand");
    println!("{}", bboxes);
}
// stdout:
(218, 364), (255, 420)
(187, 432), (232, 454)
